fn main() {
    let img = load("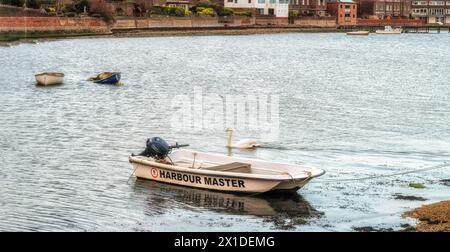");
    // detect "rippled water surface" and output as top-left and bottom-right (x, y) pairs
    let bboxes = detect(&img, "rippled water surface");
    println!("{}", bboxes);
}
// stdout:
(1, 33), (449, 231)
